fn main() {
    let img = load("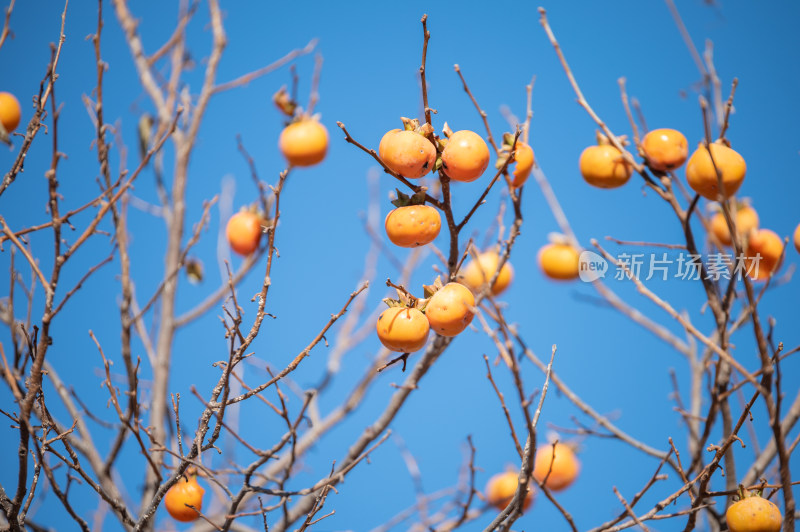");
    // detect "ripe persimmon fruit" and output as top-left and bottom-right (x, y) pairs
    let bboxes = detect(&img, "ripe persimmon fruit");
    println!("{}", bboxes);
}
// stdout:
(725, 490), (782, 532)
(538, 242), (580, 281)
(579, 144), (633, 189)
(376, 306), (430, 352)
(794, 222), (800, 254)
(441, 130), (490, 182)
(425, 282), (475, 337)
(685, 142), (746, 200)
(385, 205), (441, 247)
(165, 473), (205, 522)
(226, 211), (262, 256)
(745, 229), (784, 282)
(485, 471), (534, 512)
(710, 205), (759, 247)
(0, 92), (21, 134)
(533, 442), (580, 491)
(459, 251), (513, 296)
(641, 128), (688, 172)
(510, 142), (535, 188)
(379, 129), (437, 179)
(279, 118), (328, 167)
